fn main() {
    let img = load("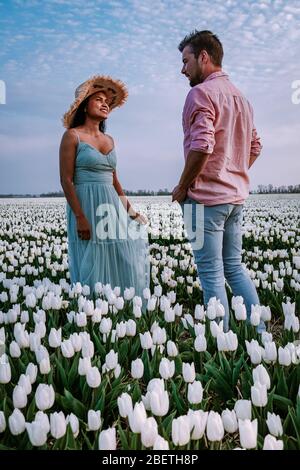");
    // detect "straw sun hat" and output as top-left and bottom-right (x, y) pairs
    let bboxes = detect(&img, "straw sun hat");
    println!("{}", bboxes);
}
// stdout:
(62, 74), (128, 128)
